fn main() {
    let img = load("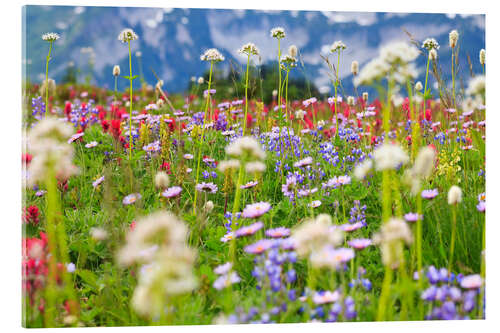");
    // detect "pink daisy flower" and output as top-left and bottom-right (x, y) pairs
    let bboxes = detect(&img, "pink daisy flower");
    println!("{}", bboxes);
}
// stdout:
(241, 202), (271, 218)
